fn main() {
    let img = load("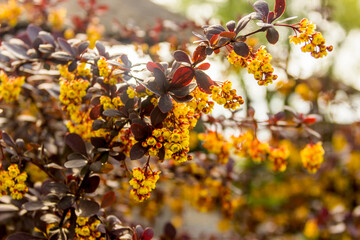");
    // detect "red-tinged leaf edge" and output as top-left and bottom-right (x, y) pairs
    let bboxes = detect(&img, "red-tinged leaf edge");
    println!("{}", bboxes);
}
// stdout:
(170, 66), (194, 89)
(101, 191), (116, 208)
(130, 142), (147, 160)
(192, 45), (207, 65)
(274, 0), (286, 20)
(146, 62), (162, 72)
(142, 228), (154, 240)
(219, 31), (236, 39)
(65, 133), (87, 156)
